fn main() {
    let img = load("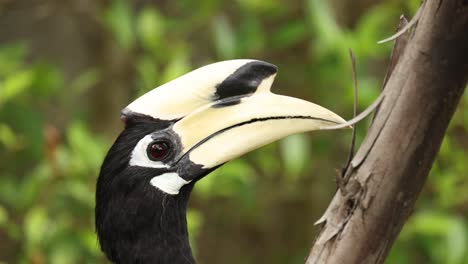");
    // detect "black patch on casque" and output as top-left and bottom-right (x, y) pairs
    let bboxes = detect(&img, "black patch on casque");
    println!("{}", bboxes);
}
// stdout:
(211, 96), (243, 108)
(212, 99), (241, 107)
(213, 61), (277, 101)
